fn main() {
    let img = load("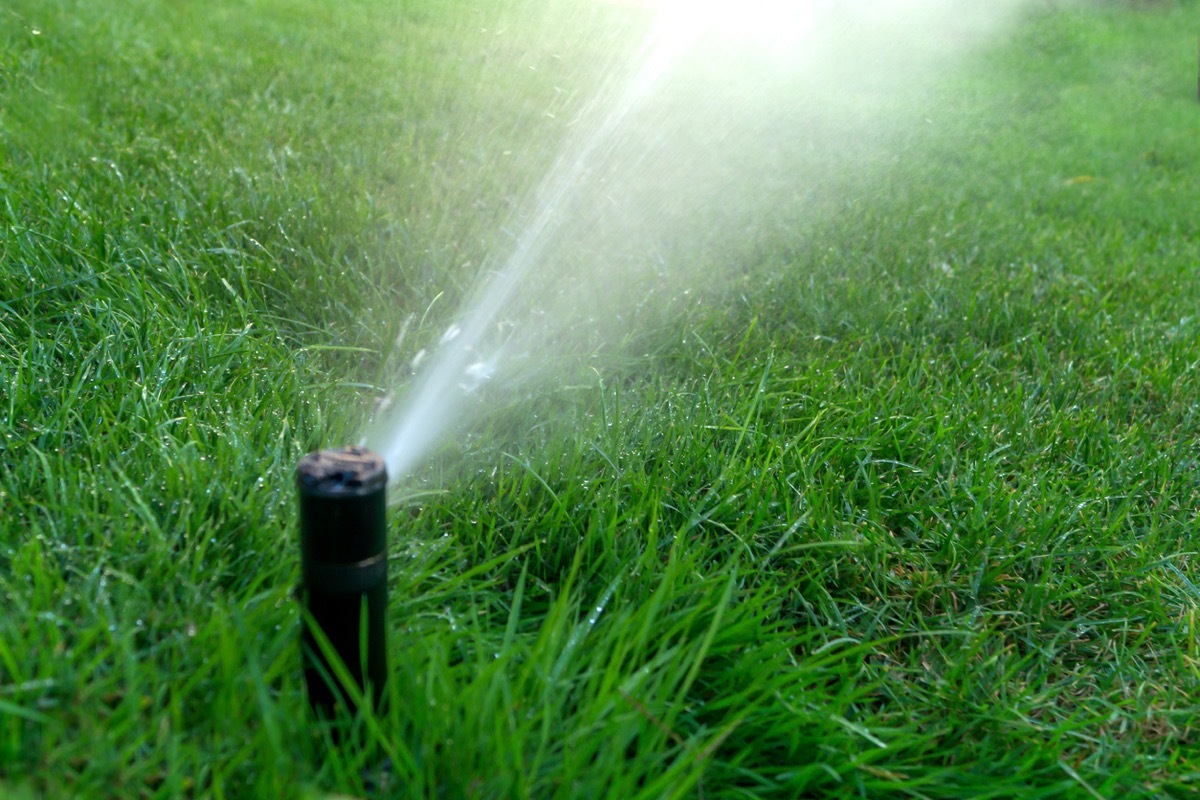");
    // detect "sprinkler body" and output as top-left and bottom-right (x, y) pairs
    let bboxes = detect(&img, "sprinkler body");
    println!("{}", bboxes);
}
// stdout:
(297, 447), (388, 718)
